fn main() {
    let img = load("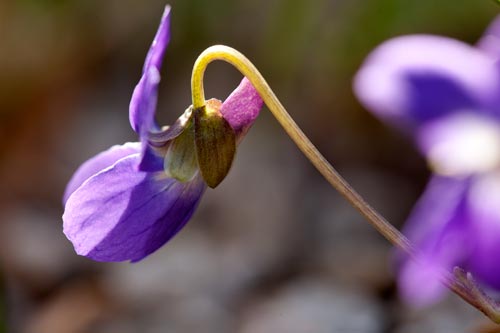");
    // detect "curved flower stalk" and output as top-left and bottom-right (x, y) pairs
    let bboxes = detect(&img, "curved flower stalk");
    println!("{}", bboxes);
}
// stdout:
(62, 6), (263, 262)
(63, 3), (500, 323)
(354, 17), (500, 307)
